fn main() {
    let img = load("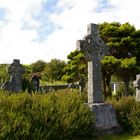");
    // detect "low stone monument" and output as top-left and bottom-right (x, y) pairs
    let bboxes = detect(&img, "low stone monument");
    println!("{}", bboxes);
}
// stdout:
(133, 74), (140, 102)
(31, 75), (40, 93)
(4, 59), (25, 92)
(76, 23), (121, 134)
